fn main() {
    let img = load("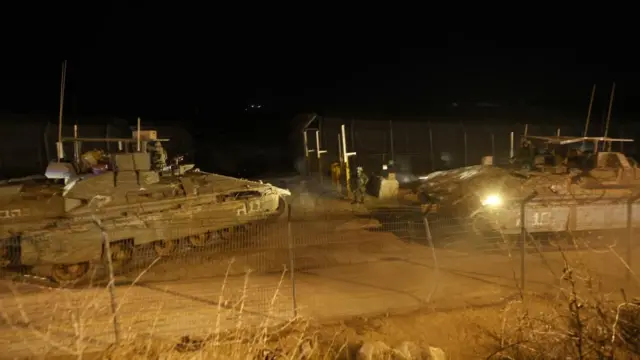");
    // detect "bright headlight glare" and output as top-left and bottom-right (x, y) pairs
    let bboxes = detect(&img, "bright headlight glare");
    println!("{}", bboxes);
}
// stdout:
(482, 194), (502, 207)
